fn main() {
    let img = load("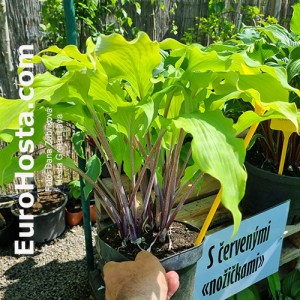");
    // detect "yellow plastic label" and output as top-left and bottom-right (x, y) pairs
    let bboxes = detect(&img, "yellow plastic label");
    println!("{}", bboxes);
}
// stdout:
(270, 119), (298, 133)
